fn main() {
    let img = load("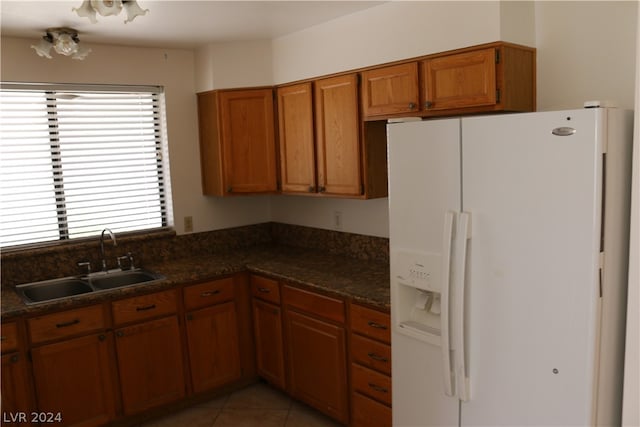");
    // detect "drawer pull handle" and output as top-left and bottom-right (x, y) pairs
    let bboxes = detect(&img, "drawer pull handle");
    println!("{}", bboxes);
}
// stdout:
(56, 319), (80, 328)
(201, 290), (221, 297)
(367, 352), (389, 362)
(368, 383), (388, 393)
(258, 287), (271, 293)
(136, 304), (157, 312)
(367, 321), (388, 330)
